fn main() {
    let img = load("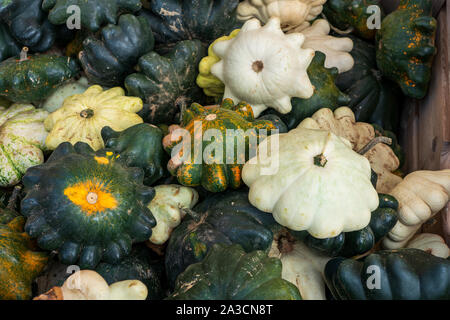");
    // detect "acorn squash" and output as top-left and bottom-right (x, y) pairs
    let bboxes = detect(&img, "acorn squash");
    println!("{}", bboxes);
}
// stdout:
(325, 248), (450, 300)
(168, 244), (301, 300)
(79, 14), (155, 87)
(163, 99), (276, 193)
(375, 0), (437, 99)
(0, 53), (80, 103)
(125, 40), (206, 125)
(44, 85), (143, 151)
(21, 142), (156, 269)
(0, 24), (20, 62)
